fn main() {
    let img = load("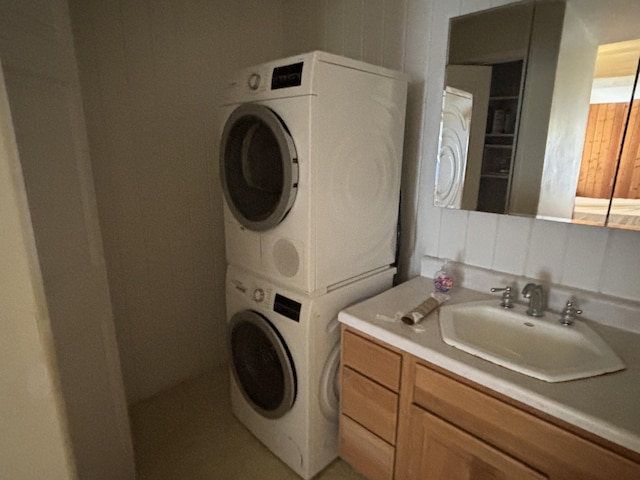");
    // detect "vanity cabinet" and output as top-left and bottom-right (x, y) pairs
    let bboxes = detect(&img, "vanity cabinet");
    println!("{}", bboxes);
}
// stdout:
(340, 326), (640, 480)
